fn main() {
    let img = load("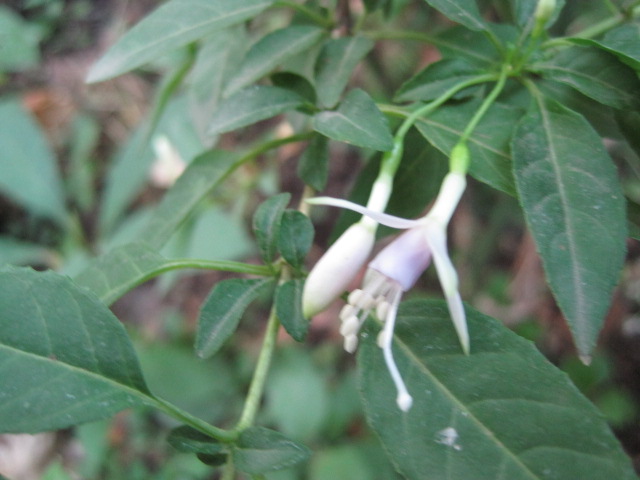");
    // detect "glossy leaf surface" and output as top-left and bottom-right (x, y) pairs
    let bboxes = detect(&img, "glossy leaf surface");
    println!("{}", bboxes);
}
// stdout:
(0, 267), (150, 433)
(277, 210), (314, 269)
(512, 97), (626, 356)
(422, 0), (486, 31)
(87, 0), (273, 82)
(359, 300), (636, 480)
